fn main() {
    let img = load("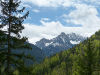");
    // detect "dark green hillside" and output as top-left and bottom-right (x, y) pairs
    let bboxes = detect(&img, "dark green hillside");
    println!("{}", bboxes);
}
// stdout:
(0, 30), (44, 74)
(14, 43), (44, 64)
(0, 31), (44, 64)
(31, 30), (100, 75)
